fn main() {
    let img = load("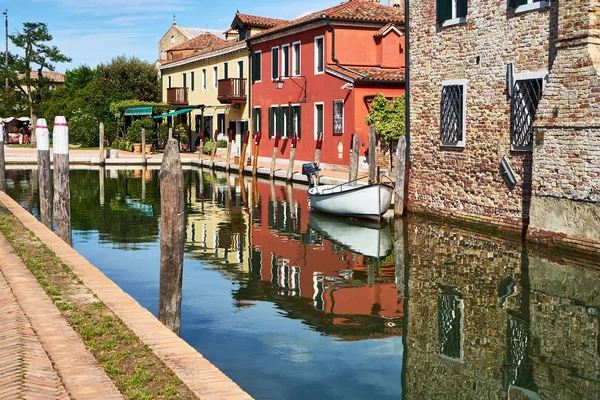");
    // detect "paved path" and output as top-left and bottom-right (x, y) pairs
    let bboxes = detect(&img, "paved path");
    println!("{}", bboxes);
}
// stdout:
(0, 232), (122, 399)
